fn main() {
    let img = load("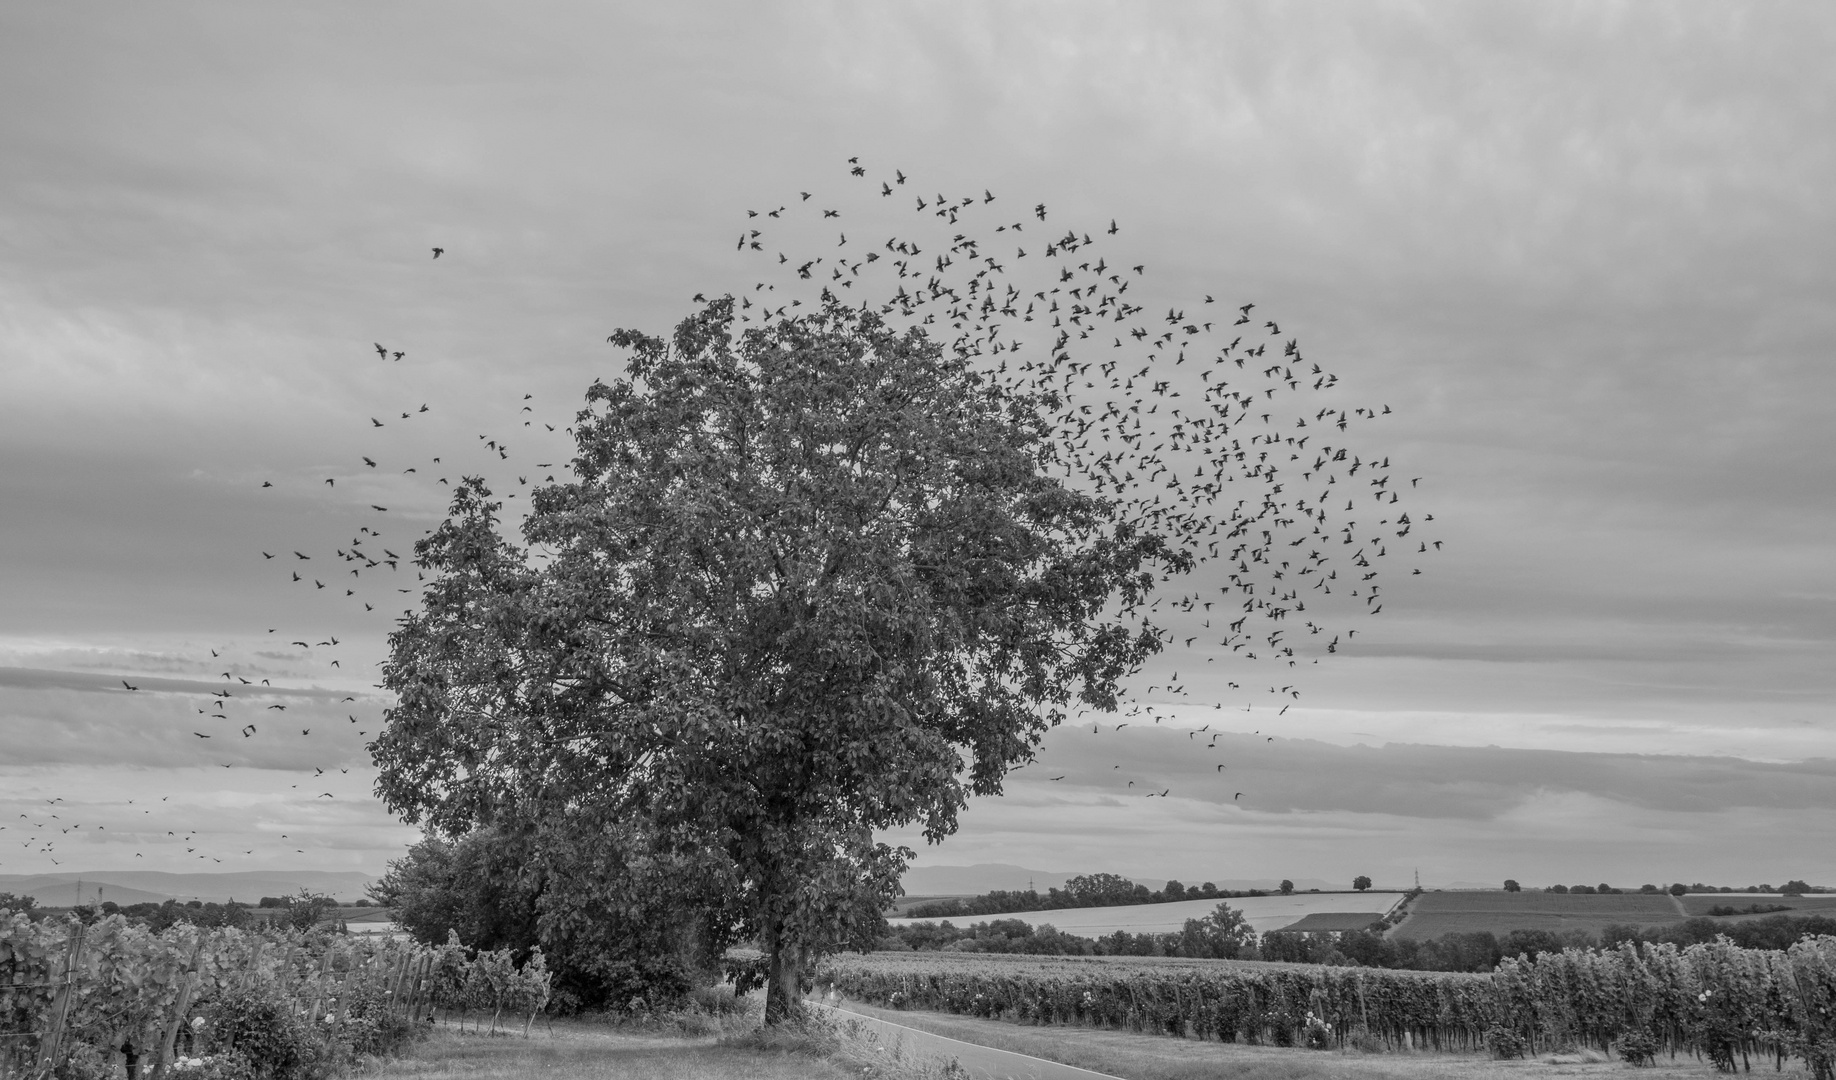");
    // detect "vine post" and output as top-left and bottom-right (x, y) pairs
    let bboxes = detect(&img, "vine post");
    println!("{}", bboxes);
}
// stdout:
(149, 939), (205, 1080)
(32, 920), (87, 1079)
